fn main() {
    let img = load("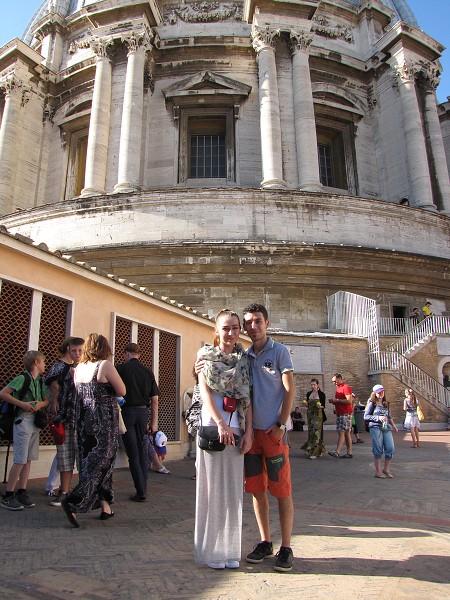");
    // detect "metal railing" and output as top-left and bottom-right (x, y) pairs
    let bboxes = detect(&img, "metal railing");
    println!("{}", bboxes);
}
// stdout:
(385, 315), (450, 355)
(369, 350), (450, 411)
(328, 292), (450, 414)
